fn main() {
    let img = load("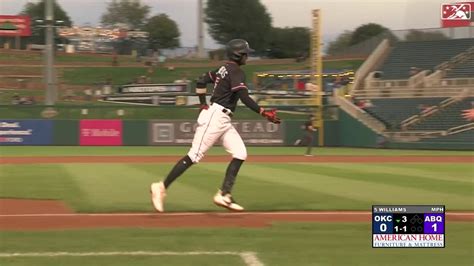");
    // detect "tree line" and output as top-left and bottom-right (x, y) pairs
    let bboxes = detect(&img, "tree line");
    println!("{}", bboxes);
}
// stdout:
(18, 0), (450, 58)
